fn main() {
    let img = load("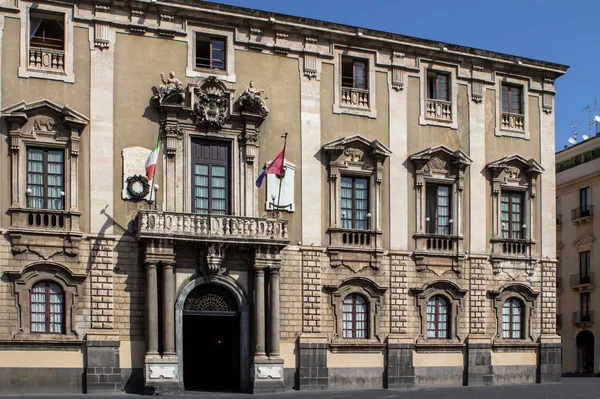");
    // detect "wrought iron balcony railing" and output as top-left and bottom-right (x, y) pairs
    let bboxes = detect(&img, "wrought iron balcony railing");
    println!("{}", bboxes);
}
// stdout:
(572, 205), (594, 220)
